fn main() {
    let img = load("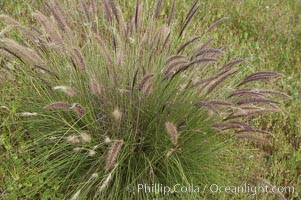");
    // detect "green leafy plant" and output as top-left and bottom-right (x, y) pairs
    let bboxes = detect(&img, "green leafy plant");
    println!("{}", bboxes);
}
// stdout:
(0, 0), (287, 199)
